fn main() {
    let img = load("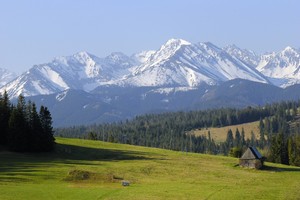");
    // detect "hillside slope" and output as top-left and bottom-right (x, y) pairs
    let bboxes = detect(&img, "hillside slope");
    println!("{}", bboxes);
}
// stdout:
(191, 121), (260, 143)
(0, 138), (300, 200)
